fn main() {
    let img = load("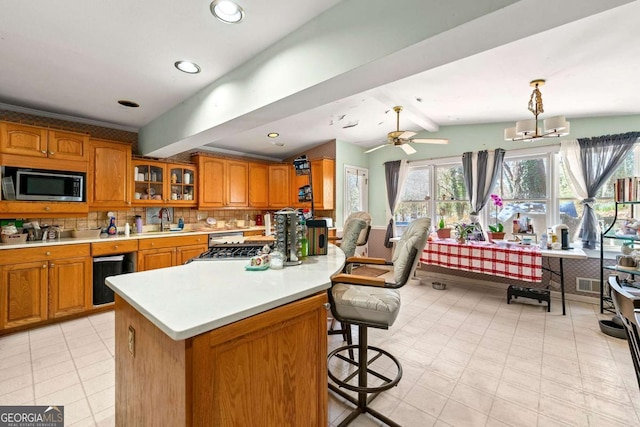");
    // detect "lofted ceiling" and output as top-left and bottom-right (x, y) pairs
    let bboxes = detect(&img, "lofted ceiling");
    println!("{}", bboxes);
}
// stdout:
(1, 0), (639, 160)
